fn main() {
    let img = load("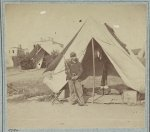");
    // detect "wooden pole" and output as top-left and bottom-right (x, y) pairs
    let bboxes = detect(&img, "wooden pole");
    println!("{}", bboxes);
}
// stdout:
(92, 38), (95, 104)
